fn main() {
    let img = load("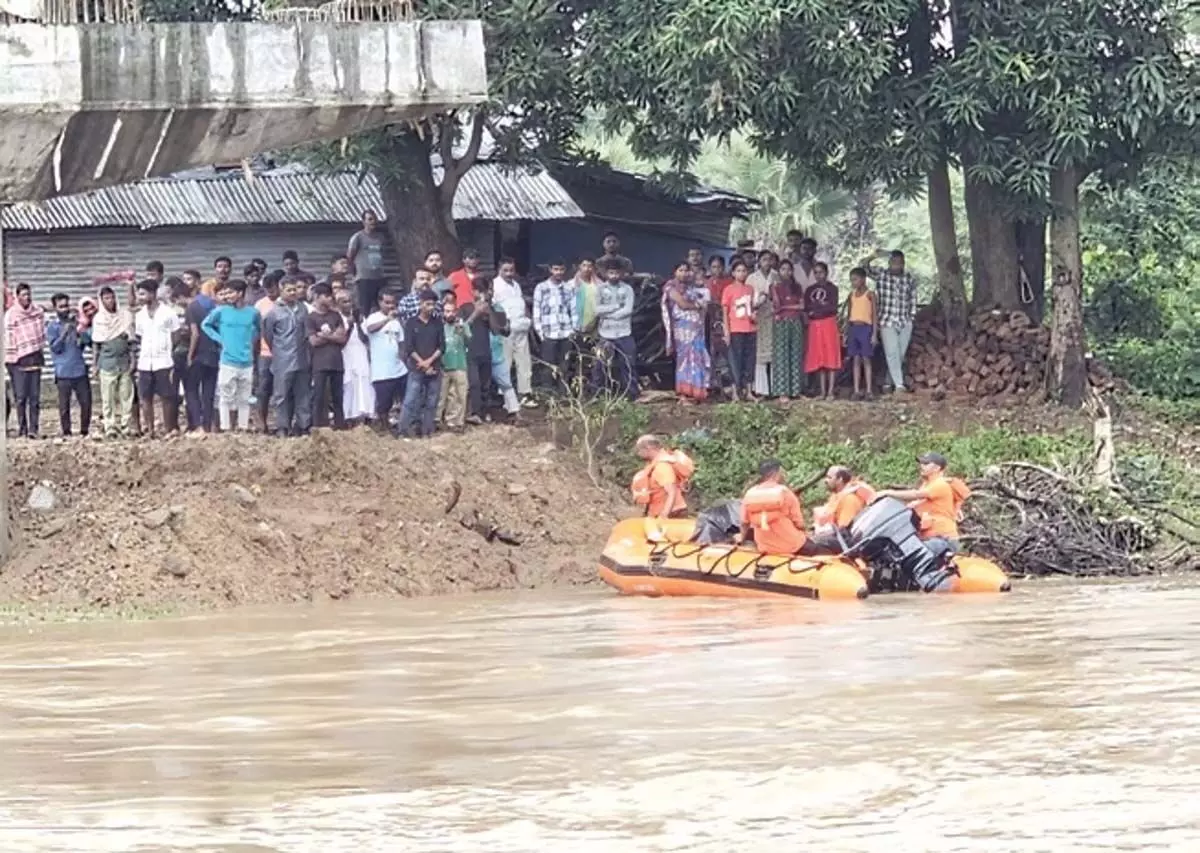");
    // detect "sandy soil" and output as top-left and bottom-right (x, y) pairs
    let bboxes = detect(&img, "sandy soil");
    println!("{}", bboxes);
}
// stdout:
(4, 428), (629, 612)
